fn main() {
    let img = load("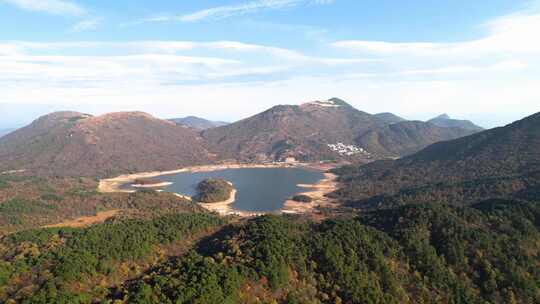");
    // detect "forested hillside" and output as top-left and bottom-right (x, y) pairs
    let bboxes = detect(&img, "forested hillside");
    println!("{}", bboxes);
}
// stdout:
(332, 112), (540, 209)
(1, 201), (538, 303)
(0, 112), (538, 303)
(356, 120), (474, 157)
(0, 174), (205, 234)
